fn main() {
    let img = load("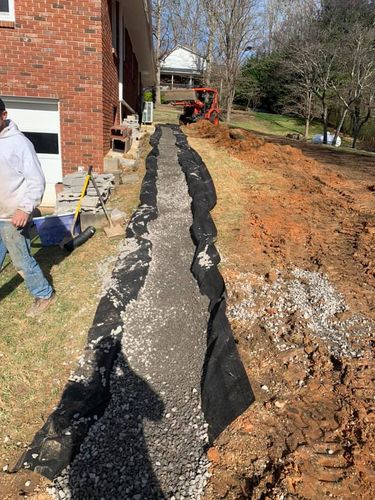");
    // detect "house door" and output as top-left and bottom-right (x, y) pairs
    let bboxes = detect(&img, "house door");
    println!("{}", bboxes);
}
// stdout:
(3, 97), (62, 207)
